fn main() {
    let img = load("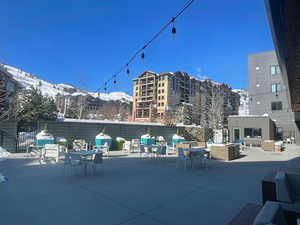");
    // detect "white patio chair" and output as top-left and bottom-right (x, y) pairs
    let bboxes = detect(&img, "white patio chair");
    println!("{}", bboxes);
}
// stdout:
(100, 143), (110, 158)
(123, 141), (131, 153)
(73, 139), (88, 151)
(131, 139), (140, 153)
(41, 144), (60, 163)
